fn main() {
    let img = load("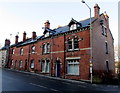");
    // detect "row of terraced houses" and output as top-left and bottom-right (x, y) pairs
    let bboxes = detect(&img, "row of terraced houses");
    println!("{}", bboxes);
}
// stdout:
(1, 4), (115, 81)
